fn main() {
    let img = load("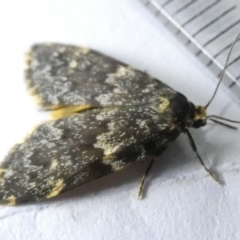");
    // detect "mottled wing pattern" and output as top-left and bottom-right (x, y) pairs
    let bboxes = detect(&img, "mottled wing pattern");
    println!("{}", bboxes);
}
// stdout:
(25, 43), (176, 109)
(0, 105), (181, 205)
